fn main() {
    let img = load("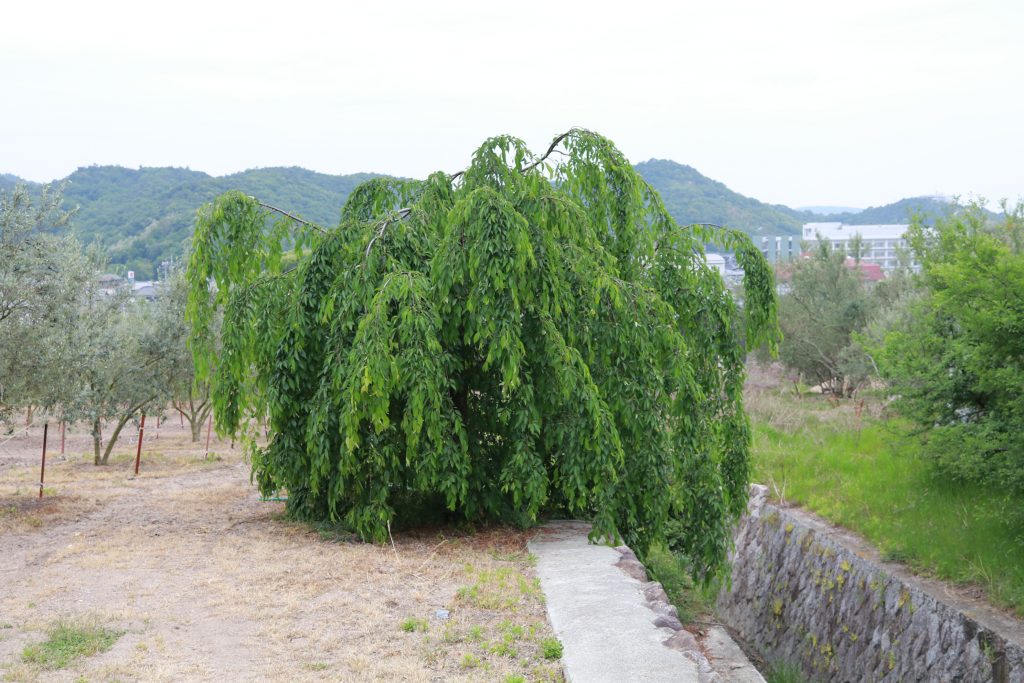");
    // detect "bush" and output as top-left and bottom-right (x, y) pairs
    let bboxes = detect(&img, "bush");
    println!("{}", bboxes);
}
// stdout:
(876, 201), (1024, 496)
